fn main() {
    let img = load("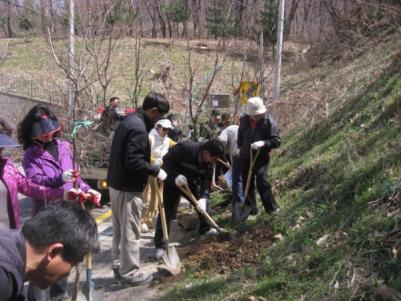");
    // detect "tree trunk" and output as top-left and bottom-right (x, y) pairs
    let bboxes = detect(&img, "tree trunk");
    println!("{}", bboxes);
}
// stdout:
(6, 2), (13, 38)
(155, 5), (166, 38)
